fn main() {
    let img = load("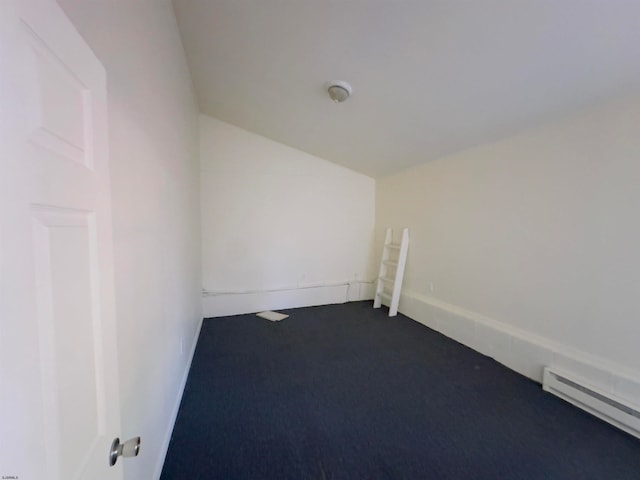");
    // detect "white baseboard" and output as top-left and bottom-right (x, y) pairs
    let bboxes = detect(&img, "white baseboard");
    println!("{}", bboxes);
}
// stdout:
(153, 316), (204, 480)
(399, 290), (640, 408)
(202, 282), (375, 318)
